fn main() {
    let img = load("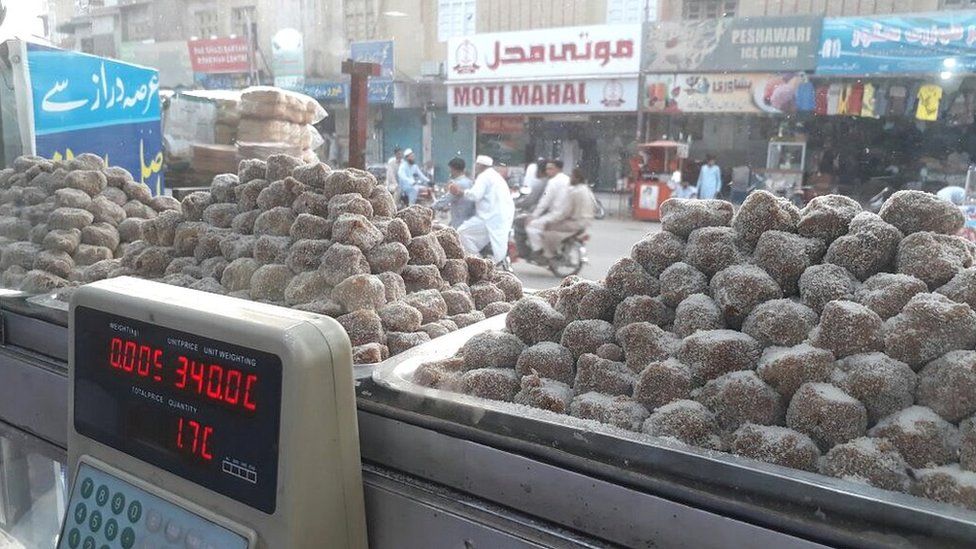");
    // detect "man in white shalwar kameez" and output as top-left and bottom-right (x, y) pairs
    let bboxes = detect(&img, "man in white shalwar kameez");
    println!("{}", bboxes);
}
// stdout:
(450, 155), (514, 265)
